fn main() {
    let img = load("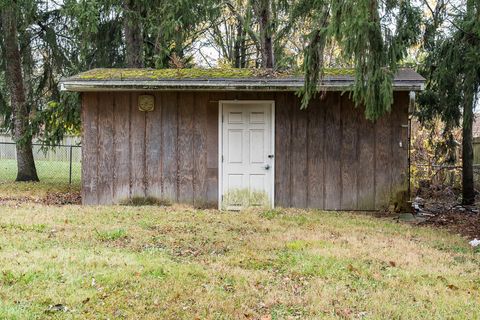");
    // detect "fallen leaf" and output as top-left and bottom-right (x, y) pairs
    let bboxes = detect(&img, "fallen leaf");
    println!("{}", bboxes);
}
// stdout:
(447, 284), (459, 290)
(347, 264), (359, 273)
(437, 275), (447, 282)
(335, 308), (352, 318)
